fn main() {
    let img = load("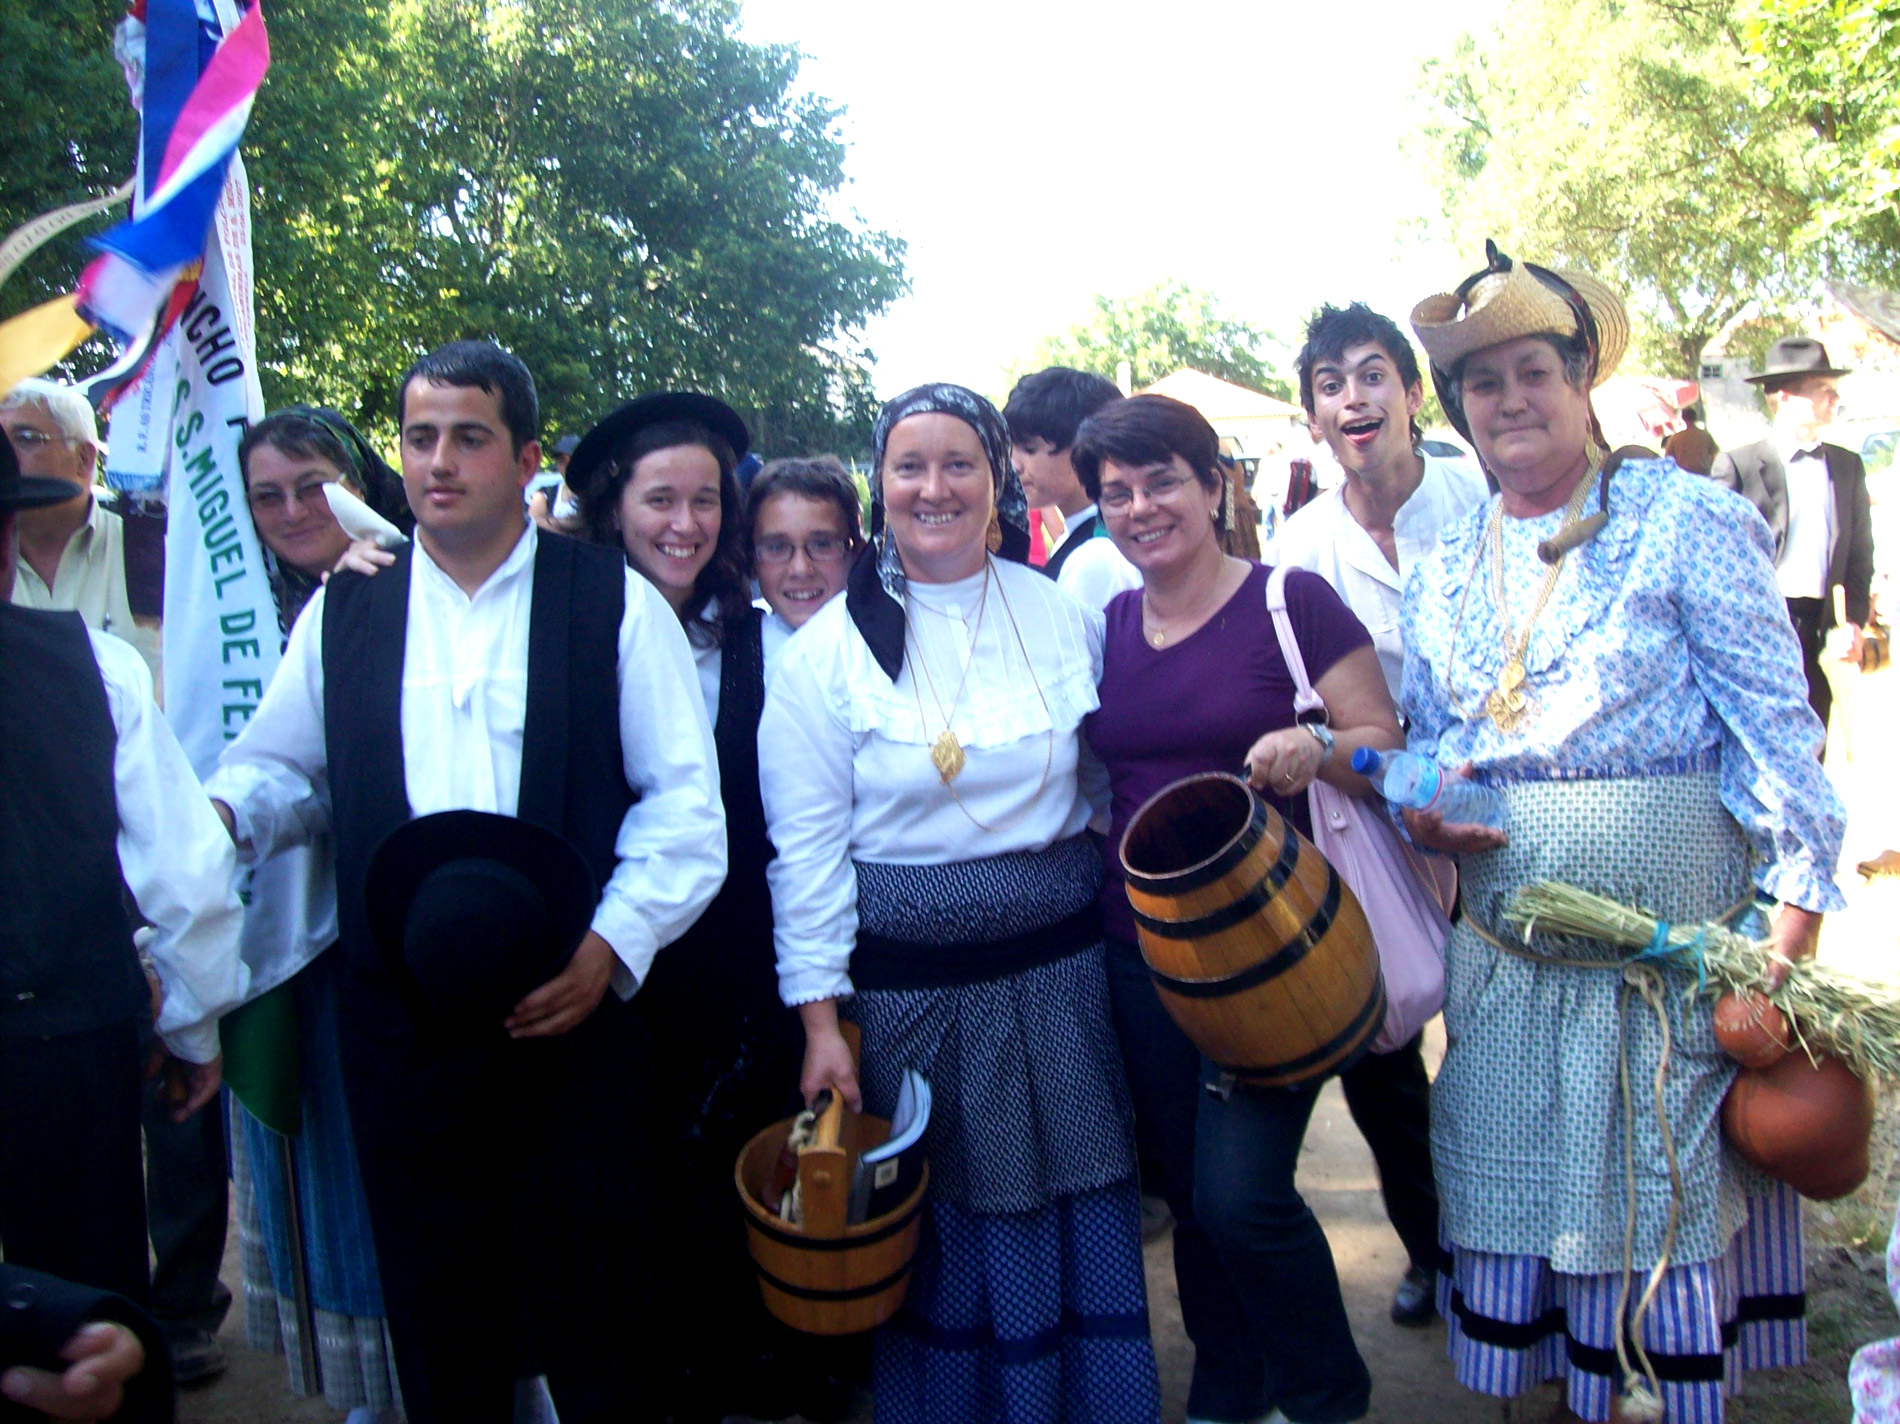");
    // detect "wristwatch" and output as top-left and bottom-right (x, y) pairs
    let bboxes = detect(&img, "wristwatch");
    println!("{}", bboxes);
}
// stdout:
(1303, 722), (1336, 762)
